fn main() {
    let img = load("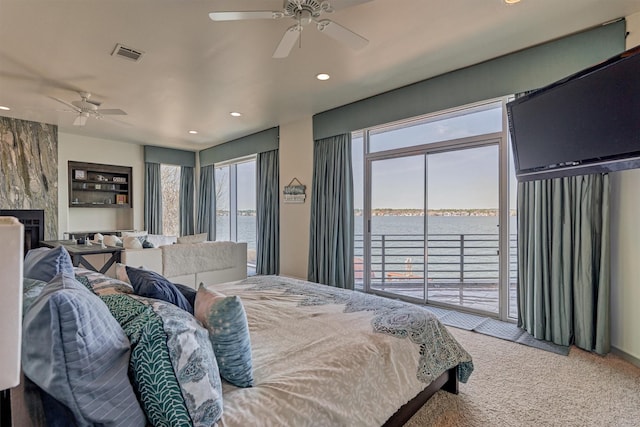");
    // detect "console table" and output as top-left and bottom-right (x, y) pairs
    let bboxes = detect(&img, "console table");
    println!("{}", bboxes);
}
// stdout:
(40, 240), (123, 274)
